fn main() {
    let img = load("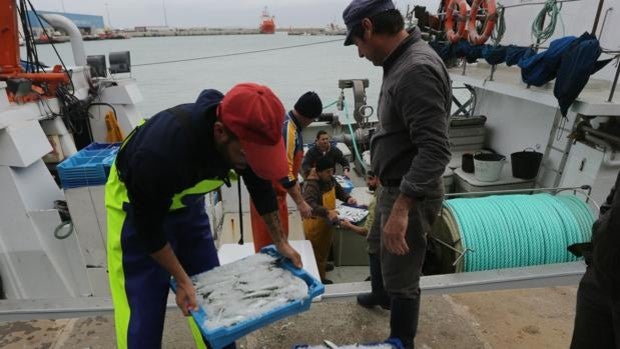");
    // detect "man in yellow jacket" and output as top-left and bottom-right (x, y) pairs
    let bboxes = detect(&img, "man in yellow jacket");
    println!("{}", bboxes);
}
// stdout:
(302, 156), (357, 284)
